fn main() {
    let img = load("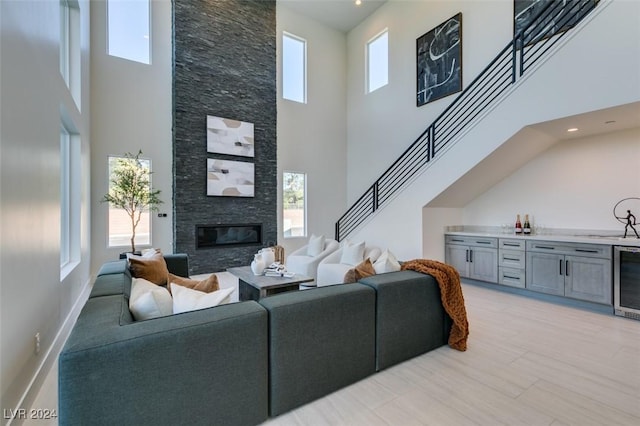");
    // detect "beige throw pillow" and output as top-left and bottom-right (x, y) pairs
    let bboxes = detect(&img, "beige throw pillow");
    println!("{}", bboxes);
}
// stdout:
(167, 273), (220, 294)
